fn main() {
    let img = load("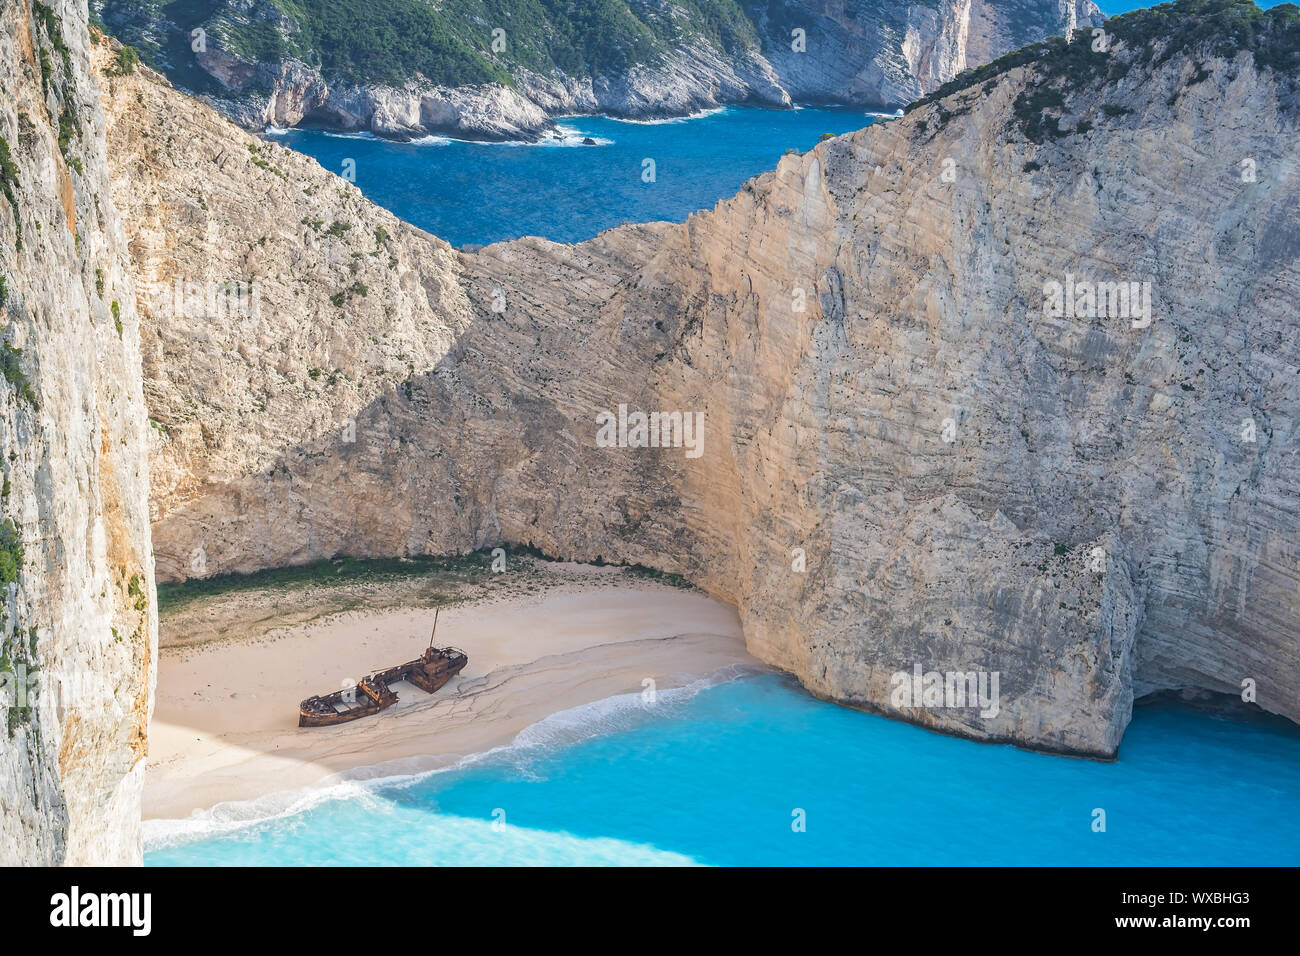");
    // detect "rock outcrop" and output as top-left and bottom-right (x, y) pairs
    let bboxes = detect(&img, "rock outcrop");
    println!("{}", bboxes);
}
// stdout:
(0, 0), (155, 864)
(102, 4), (1300, 759)
(96, 0), (1103, 140)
